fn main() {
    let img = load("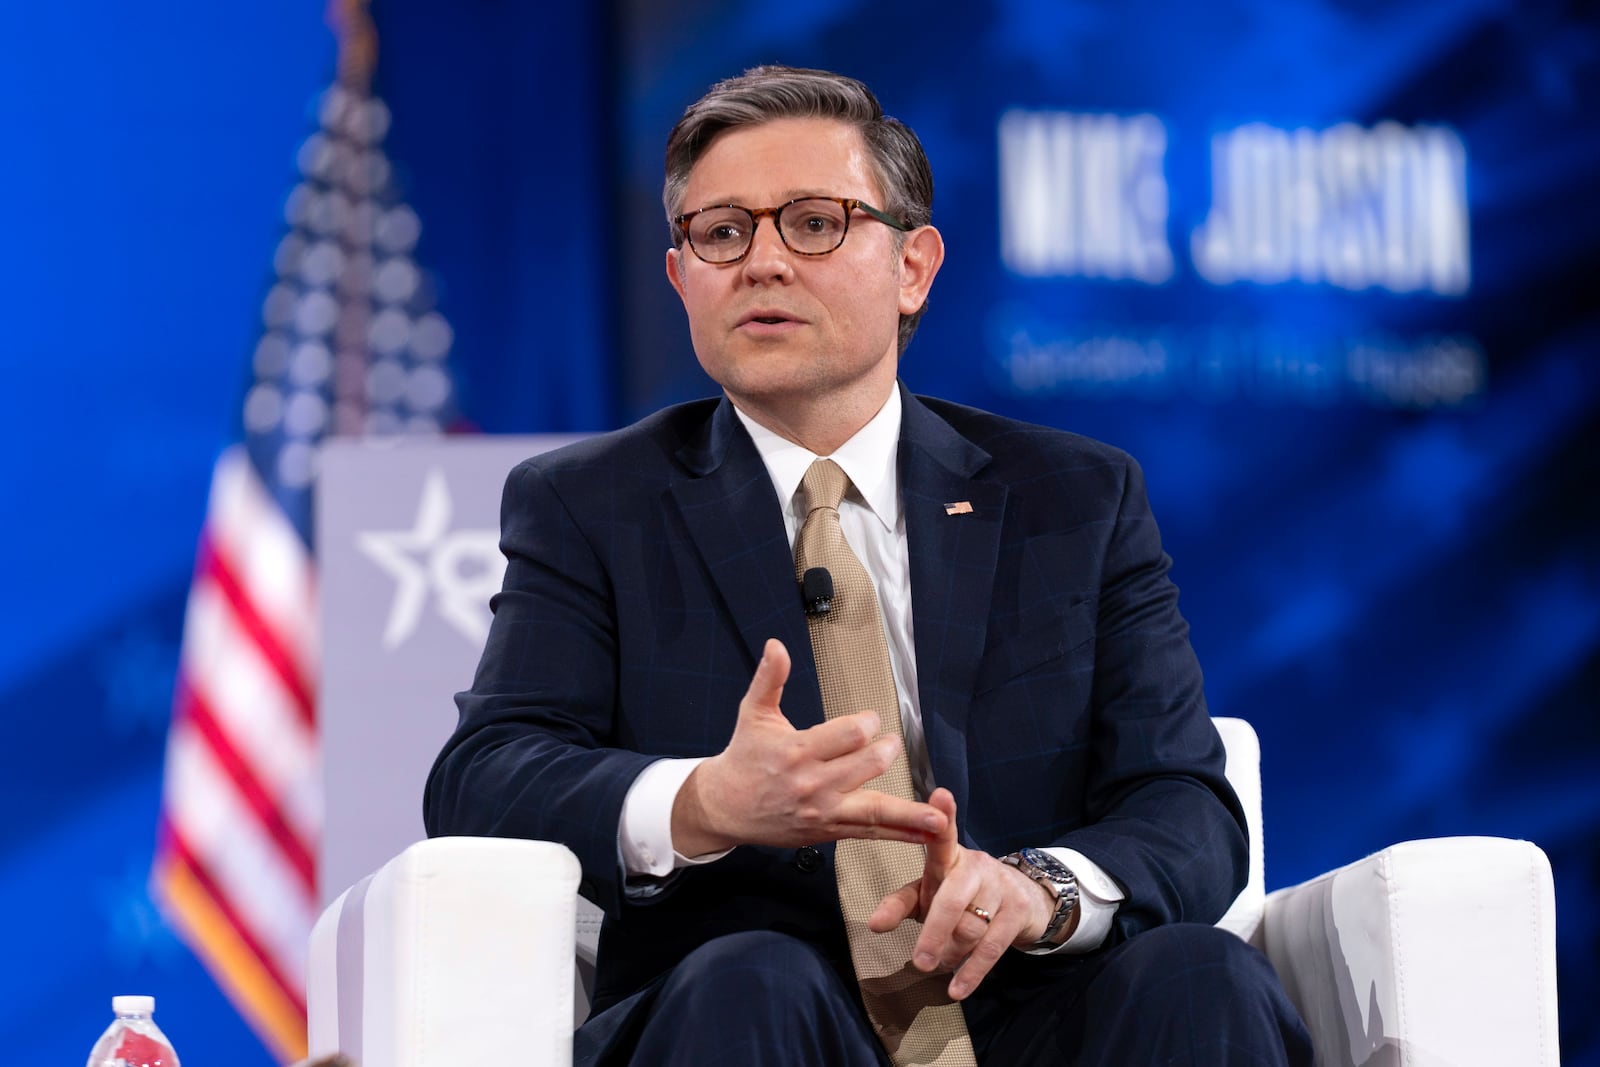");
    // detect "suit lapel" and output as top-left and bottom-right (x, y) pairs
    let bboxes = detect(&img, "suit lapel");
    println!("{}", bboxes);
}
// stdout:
(899, 388), (1006, 823)
(670, 399), (825, 729)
